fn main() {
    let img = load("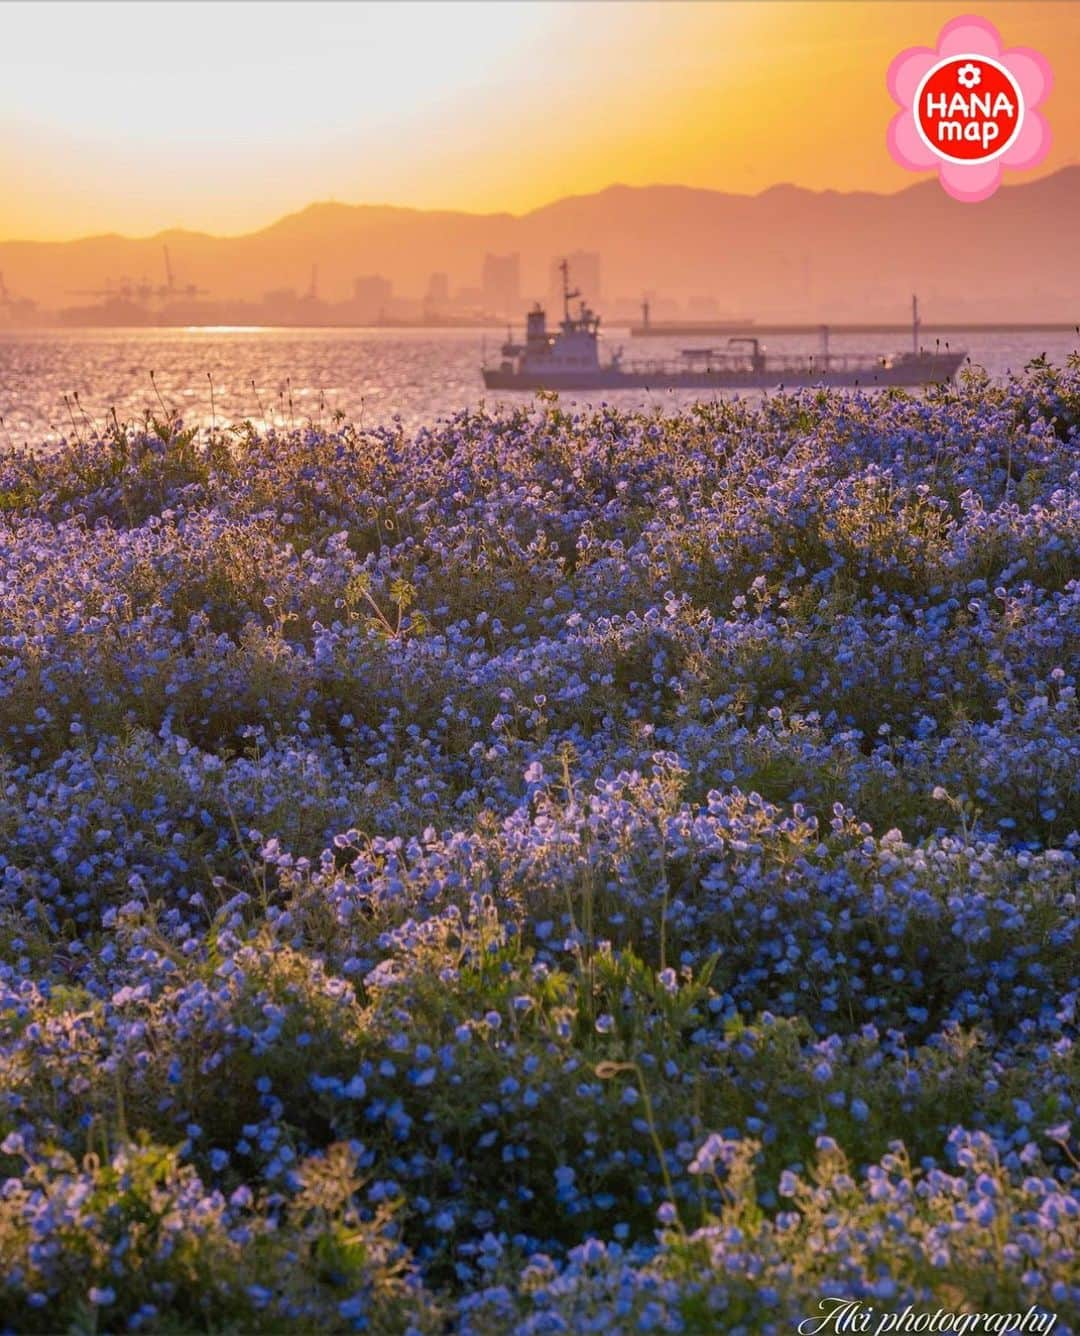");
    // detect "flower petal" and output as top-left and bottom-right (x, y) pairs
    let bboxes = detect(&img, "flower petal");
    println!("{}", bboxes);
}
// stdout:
(937, 16), (1002, 60)
(887, 111), (938, 171)
(887, 46), (937, 106)
(1001, 110), (1051, 170)
(1004, 48), (1053, 108)
(939, 159), (1003, 203)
